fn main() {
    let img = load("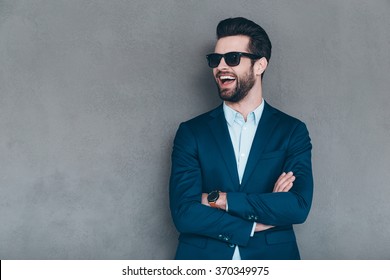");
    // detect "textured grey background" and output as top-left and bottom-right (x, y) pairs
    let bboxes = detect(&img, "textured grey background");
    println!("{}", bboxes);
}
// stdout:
(1, 0), (389, 260)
